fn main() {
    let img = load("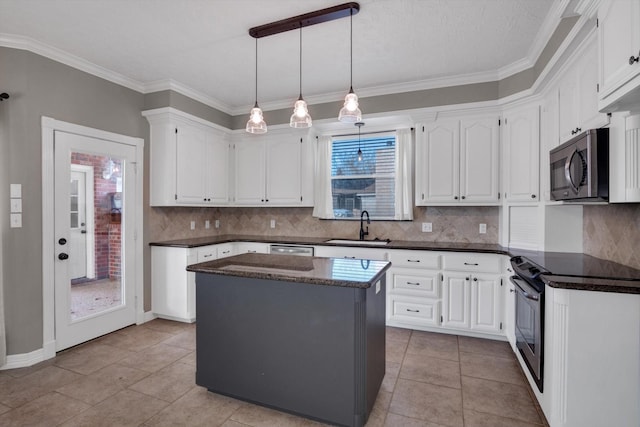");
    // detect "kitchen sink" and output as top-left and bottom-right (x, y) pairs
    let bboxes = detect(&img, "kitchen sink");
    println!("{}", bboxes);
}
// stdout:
(324, 239), (390, 246)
